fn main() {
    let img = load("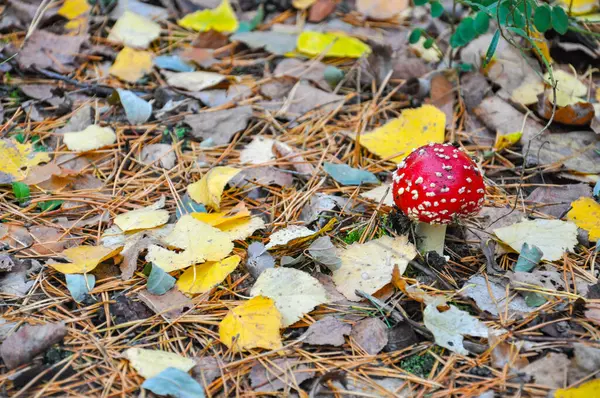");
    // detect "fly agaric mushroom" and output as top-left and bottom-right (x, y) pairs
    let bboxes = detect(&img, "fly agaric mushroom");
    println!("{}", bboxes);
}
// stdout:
(392, 143), (485, 253)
